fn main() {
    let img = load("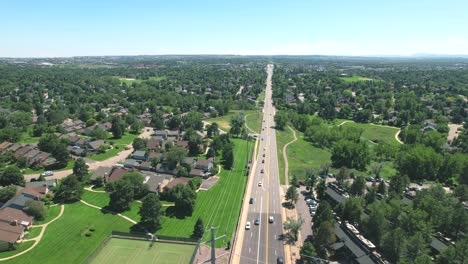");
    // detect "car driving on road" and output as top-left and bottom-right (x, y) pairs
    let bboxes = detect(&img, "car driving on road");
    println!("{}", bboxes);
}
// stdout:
(245, 221), (251, 230)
